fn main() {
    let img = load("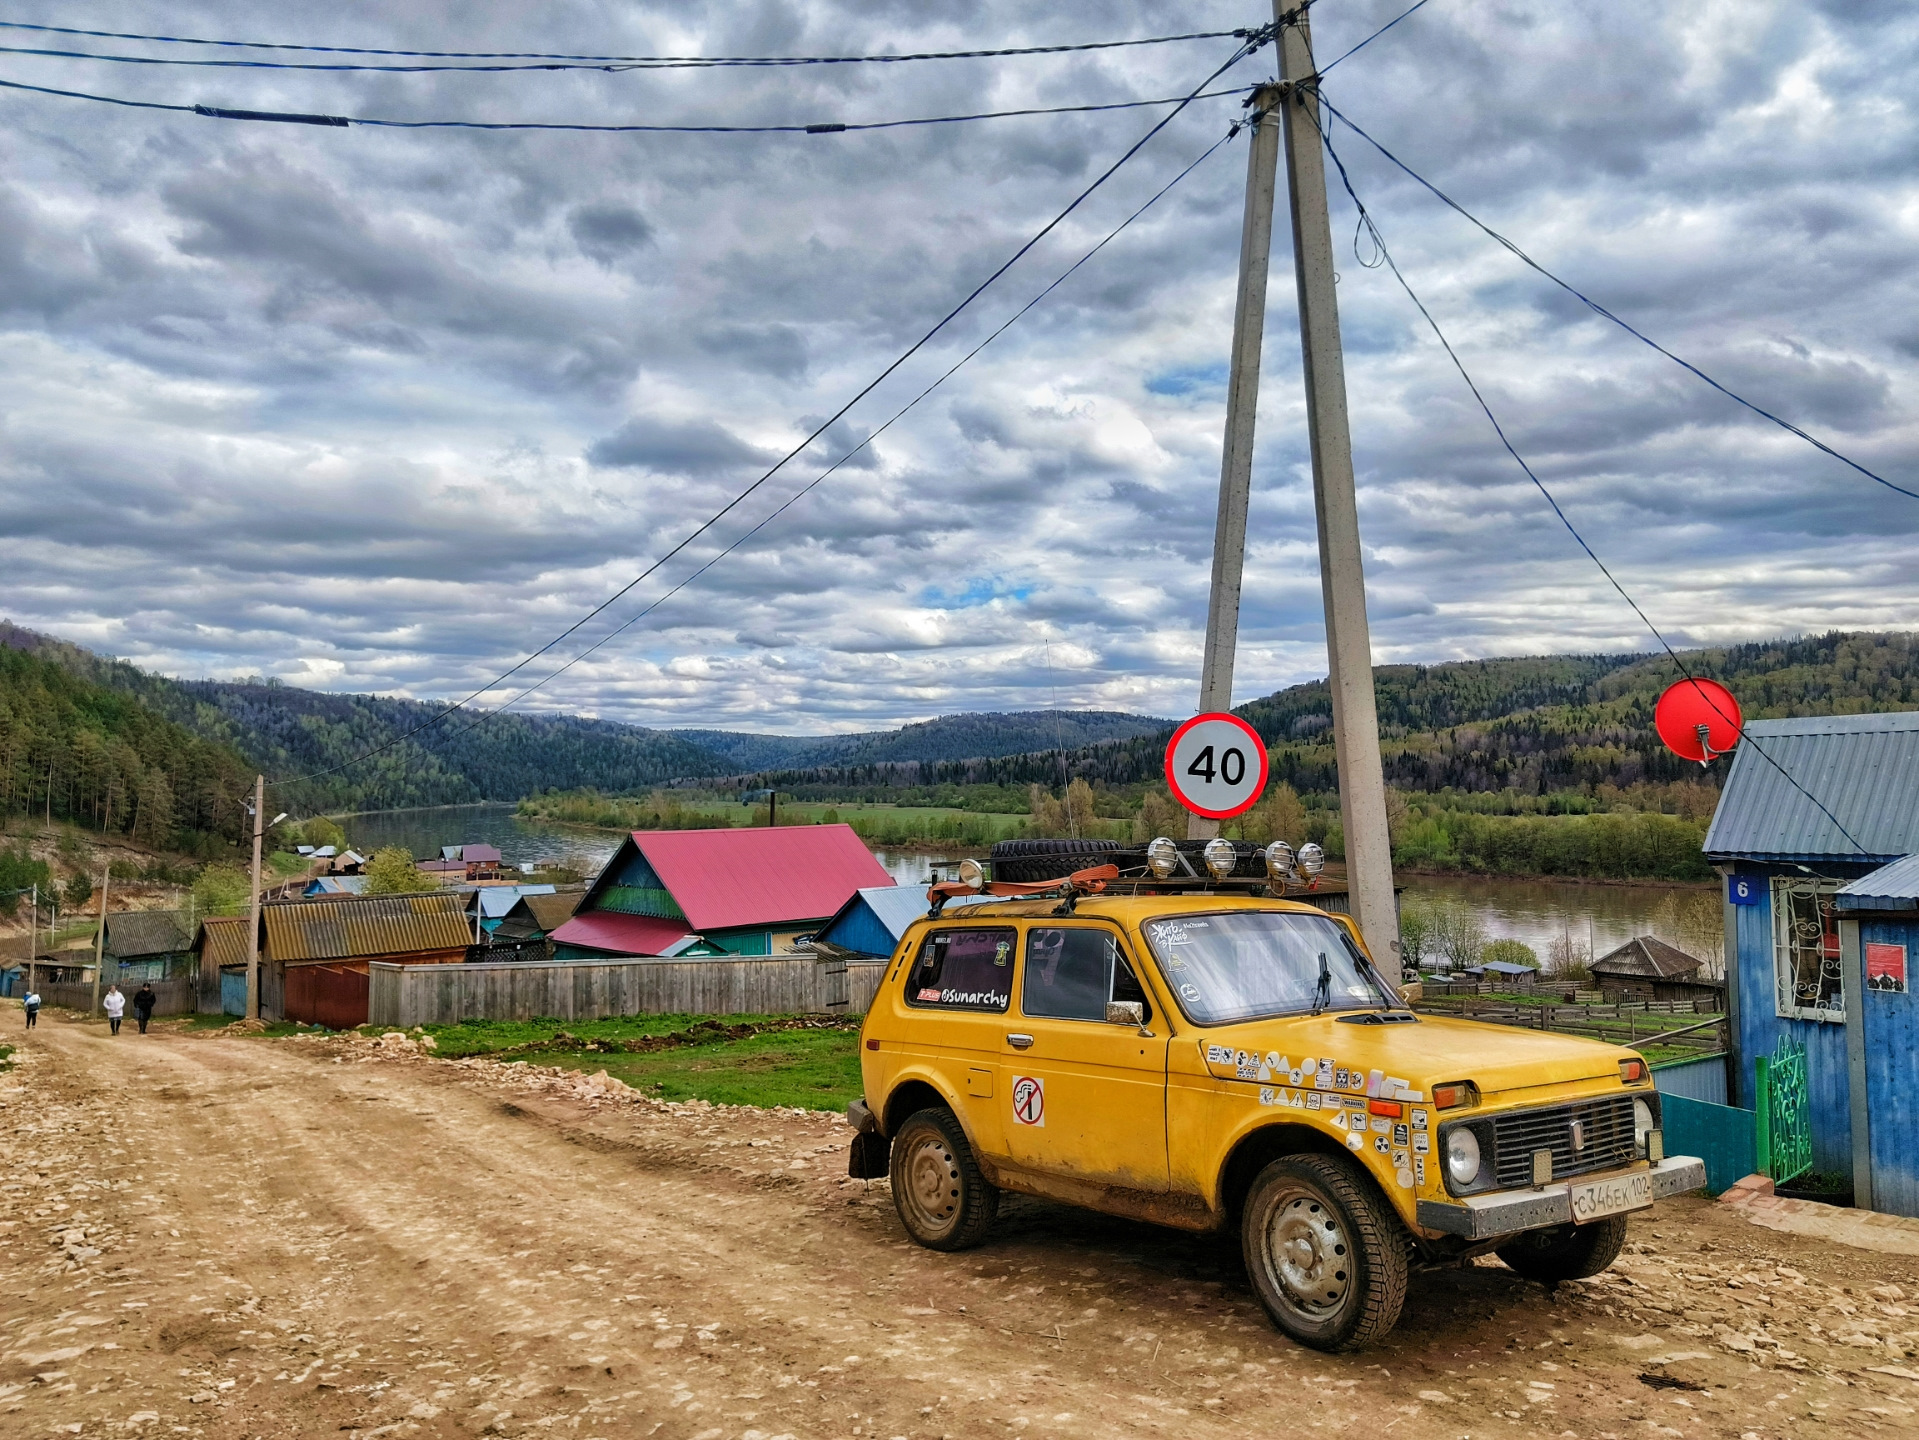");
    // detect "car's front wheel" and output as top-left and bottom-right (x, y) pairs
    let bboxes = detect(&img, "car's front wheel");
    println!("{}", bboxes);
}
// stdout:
(888, 1107), (998, 1251)
(1241, 1153), (1409, 1351)
(1496, 1215), (1628, 1284)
